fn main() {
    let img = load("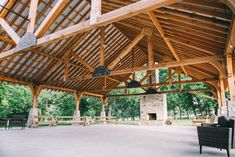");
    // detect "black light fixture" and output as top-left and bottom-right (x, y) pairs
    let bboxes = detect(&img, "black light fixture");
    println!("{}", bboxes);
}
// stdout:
(92, 66), (110, 78)
(145, 87), (158, 94)
(127, 80), (141, 88)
